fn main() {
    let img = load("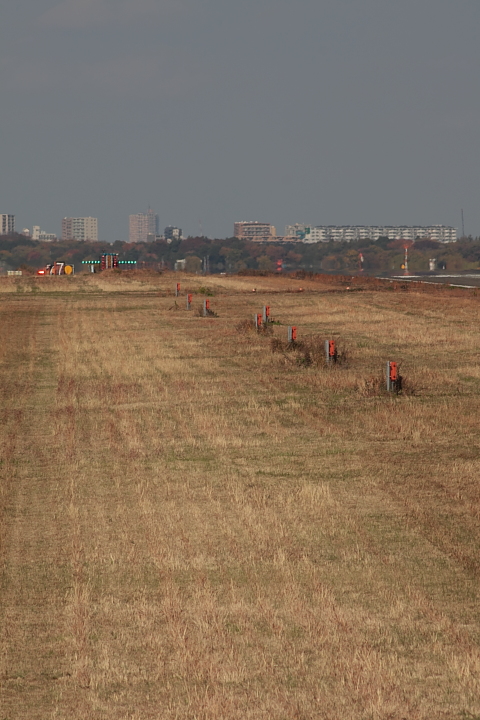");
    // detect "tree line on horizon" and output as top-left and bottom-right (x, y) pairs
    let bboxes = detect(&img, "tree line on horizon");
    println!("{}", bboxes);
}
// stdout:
(1, 233), (480, 275)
